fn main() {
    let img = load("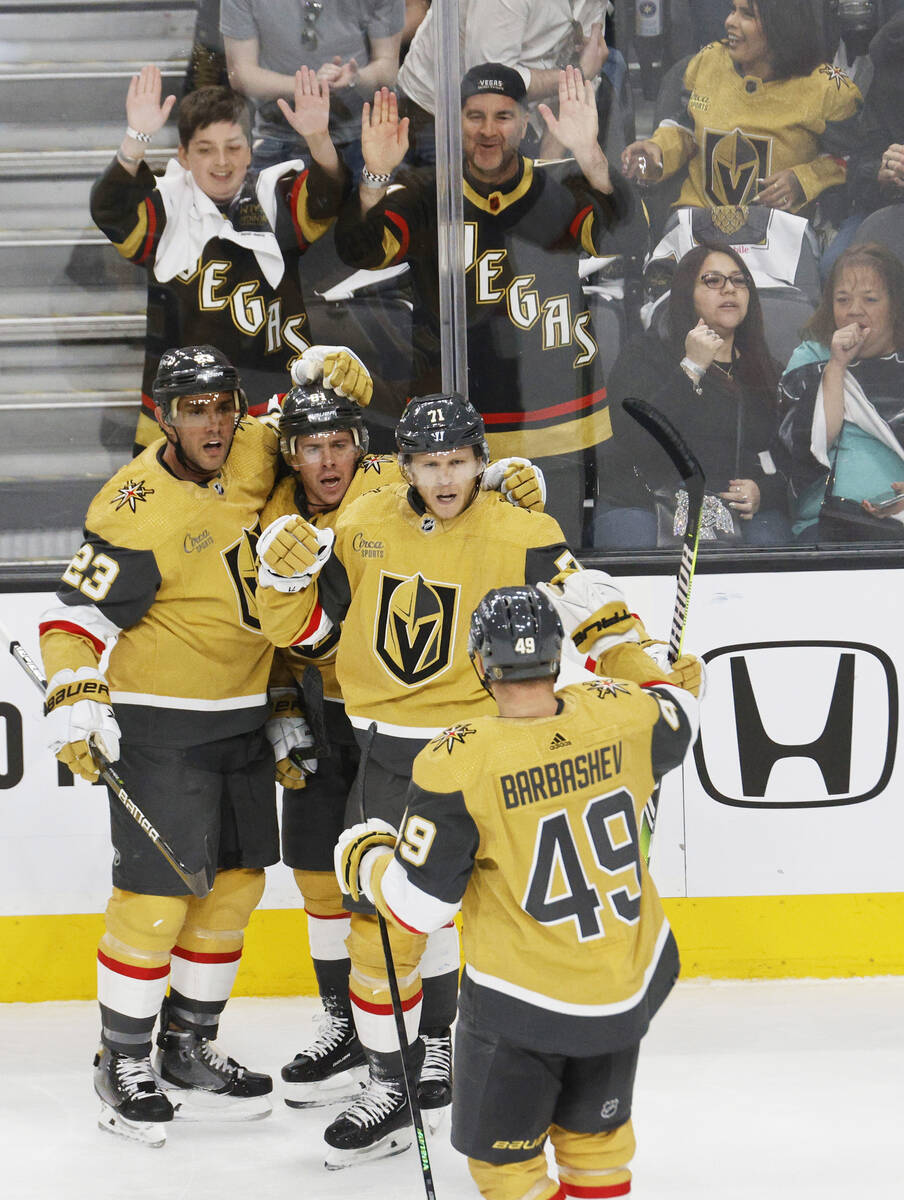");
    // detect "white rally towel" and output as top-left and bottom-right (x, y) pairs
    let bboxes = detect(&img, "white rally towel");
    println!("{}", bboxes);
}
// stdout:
(811, 366), (904, 526)
(153, 158), (306, 289)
